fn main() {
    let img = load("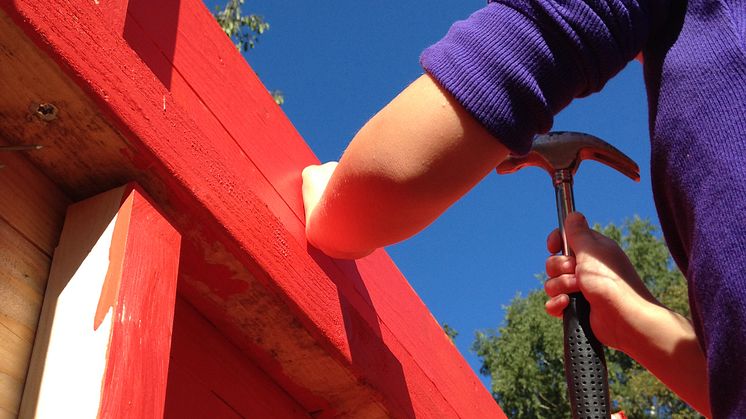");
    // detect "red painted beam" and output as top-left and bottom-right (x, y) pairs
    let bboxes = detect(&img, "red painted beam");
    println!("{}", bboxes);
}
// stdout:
(165, 297), (310, 418)
(98, 185), (182, 418)
(3, 1), (506, 417)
